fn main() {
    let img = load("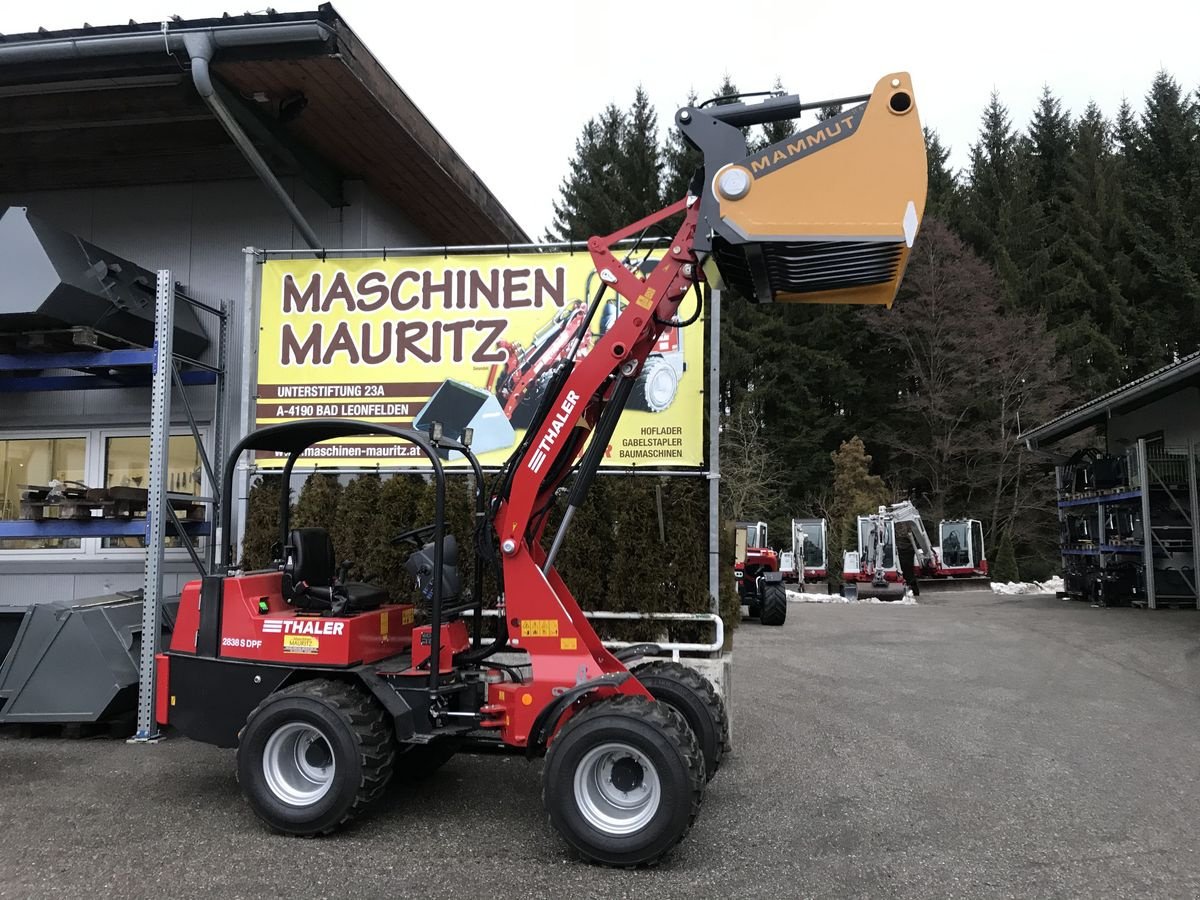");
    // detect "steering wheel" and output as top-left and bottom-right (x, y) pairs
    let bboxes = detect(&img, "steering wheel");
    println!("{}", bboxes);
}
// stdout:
(391, 523), (438, 548)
